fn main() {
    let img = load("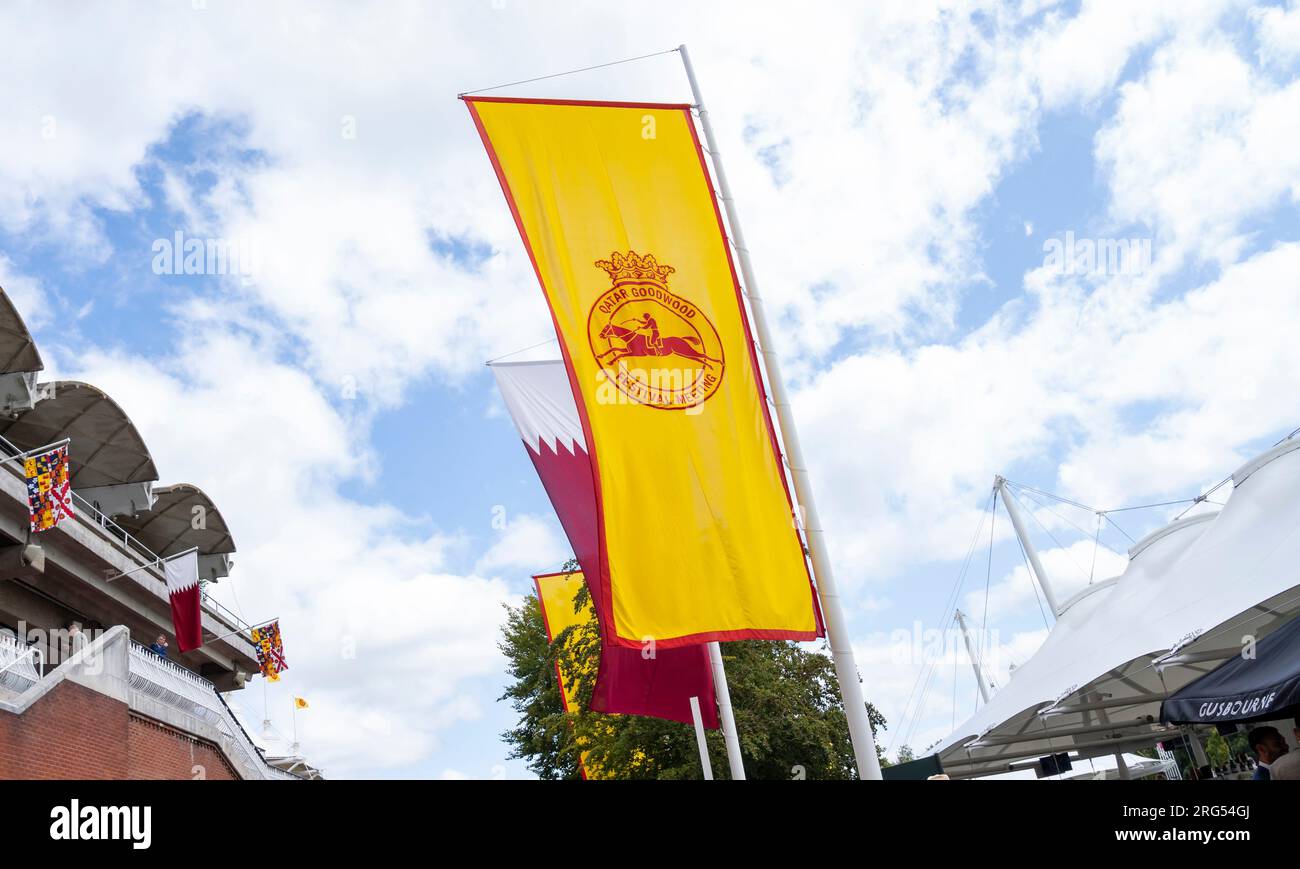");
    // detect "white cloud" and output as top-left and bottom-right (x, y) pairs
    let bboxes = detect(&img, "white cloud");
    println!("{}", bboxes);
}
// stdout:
(797, 241), (1300, 588)
(1252, 0), (1300, 67)
(474, 513), (569, 575)
(0, 256), (49, 329)
(1096, 35), (1300, 269)
(51, 324), (523, 777)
